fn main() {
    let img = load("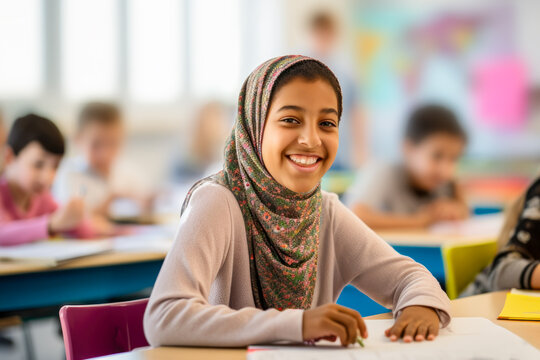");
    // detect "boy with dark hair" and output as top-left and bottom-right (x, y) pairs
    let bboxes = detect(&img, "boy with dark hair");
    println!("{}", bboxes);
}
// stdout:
(345, 104), (469, 230)
(0, 114), (92, 246)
